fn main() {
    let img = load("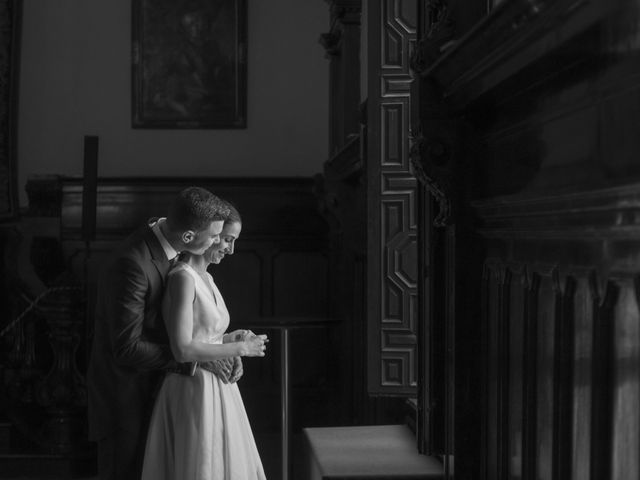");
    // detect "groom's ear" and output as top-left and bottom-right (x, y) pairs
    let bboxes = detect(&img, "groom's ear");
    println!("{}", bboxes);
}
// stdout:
(181, 230), (195, 244)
